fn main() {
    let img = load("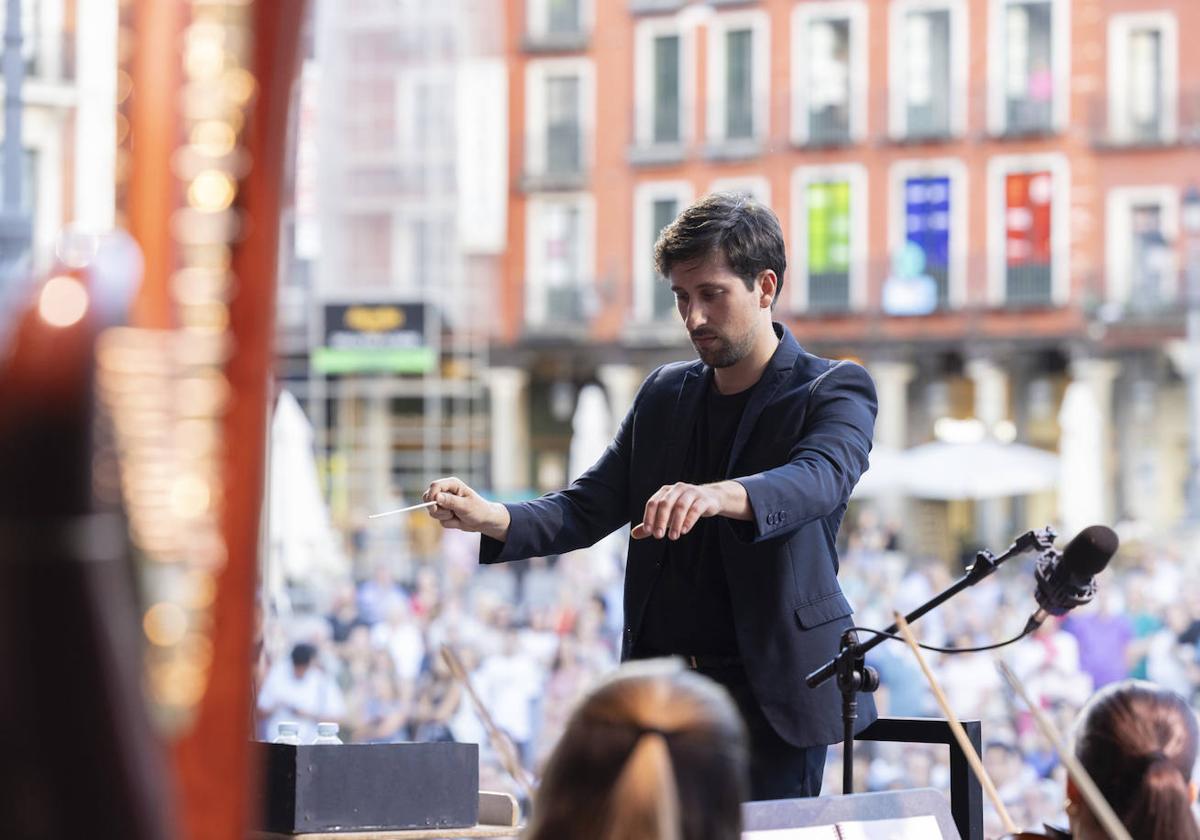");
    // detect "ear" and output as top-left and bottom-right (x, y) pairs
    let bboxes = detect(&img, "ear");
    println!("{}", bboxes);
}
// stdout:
(1066, 775), (1079, 802)
(1190, 780), (1198, 804)
(757, 270), (777, 309)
